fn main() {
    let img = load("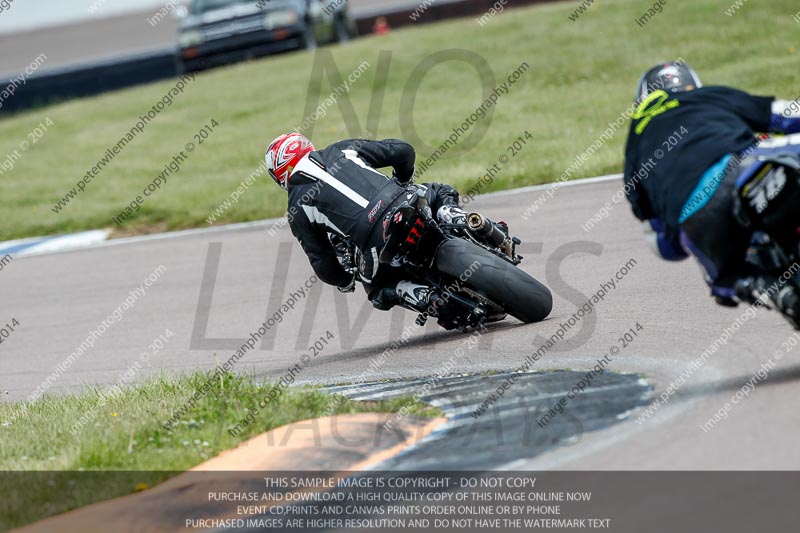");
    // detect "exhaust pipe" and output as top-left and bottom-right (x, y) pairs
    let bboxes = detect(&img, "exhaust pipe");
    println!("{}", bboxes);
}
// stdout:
(467, 212), (506, 247)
